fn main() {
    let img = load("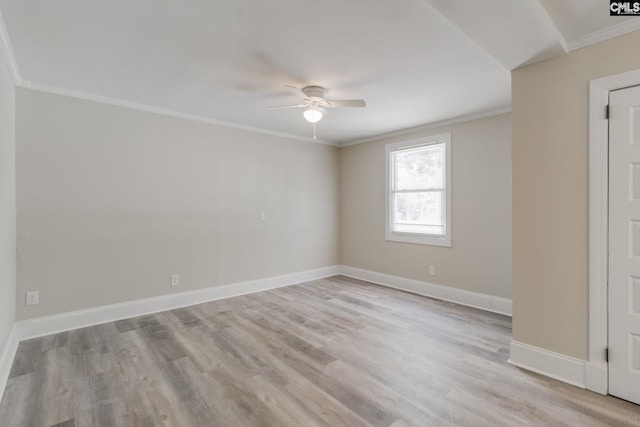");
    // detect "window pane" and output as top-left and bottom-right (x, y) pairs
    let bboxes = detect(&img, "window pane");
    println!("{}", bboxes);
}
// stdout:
(394, 144), (444, 191)
(392, 191), (444, 234)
